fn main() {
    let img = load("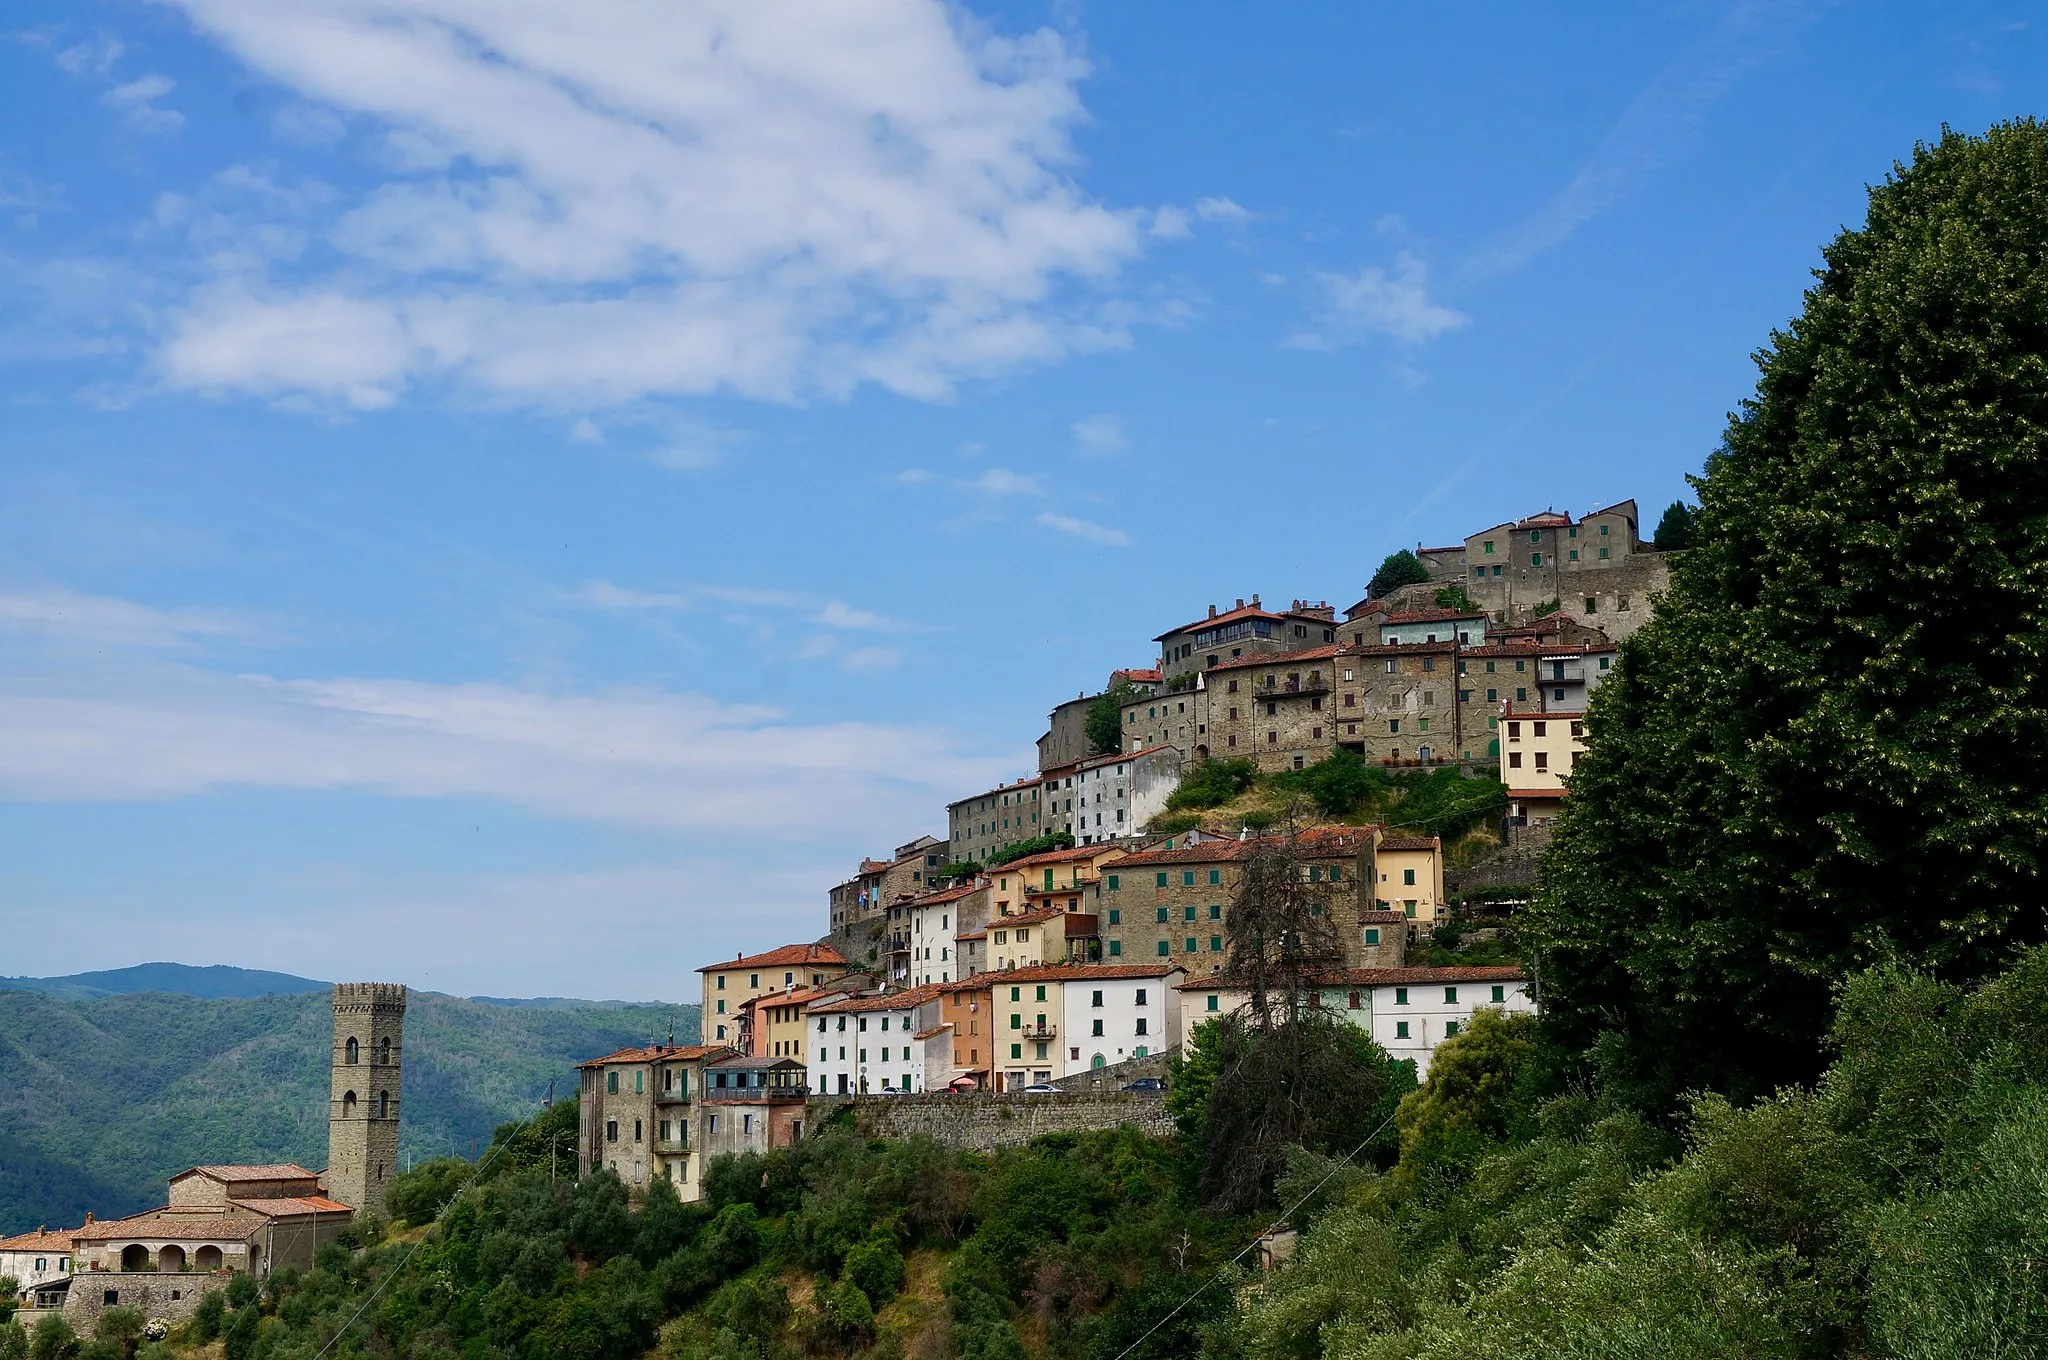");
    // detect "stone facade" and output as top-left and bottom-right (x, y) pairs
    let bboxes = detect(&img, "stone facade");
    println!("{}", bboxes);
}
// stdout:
(578, 1043), (730, 1203)
(328, 982), (405, 1219)
(1445, 501), (1670, 639)
(828, 836), (948, 937)
(947, 777), (1053, 869)
(849, 1090), (1175, 1150)
(1154, 597), (1340, 684)
(63, 1273), (230, 1334)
